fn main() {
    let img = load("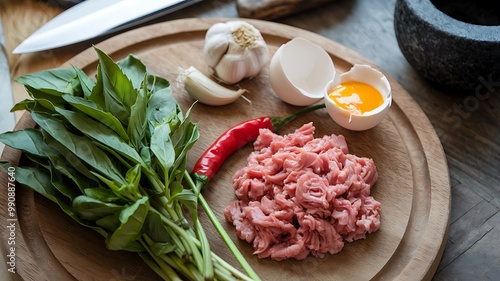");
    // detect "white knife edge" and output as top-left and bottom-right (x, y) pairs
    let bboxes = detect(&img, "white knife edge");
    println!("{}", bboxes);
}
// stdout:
(13, 0), (202, 54)
(0, 19), (16, 155)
